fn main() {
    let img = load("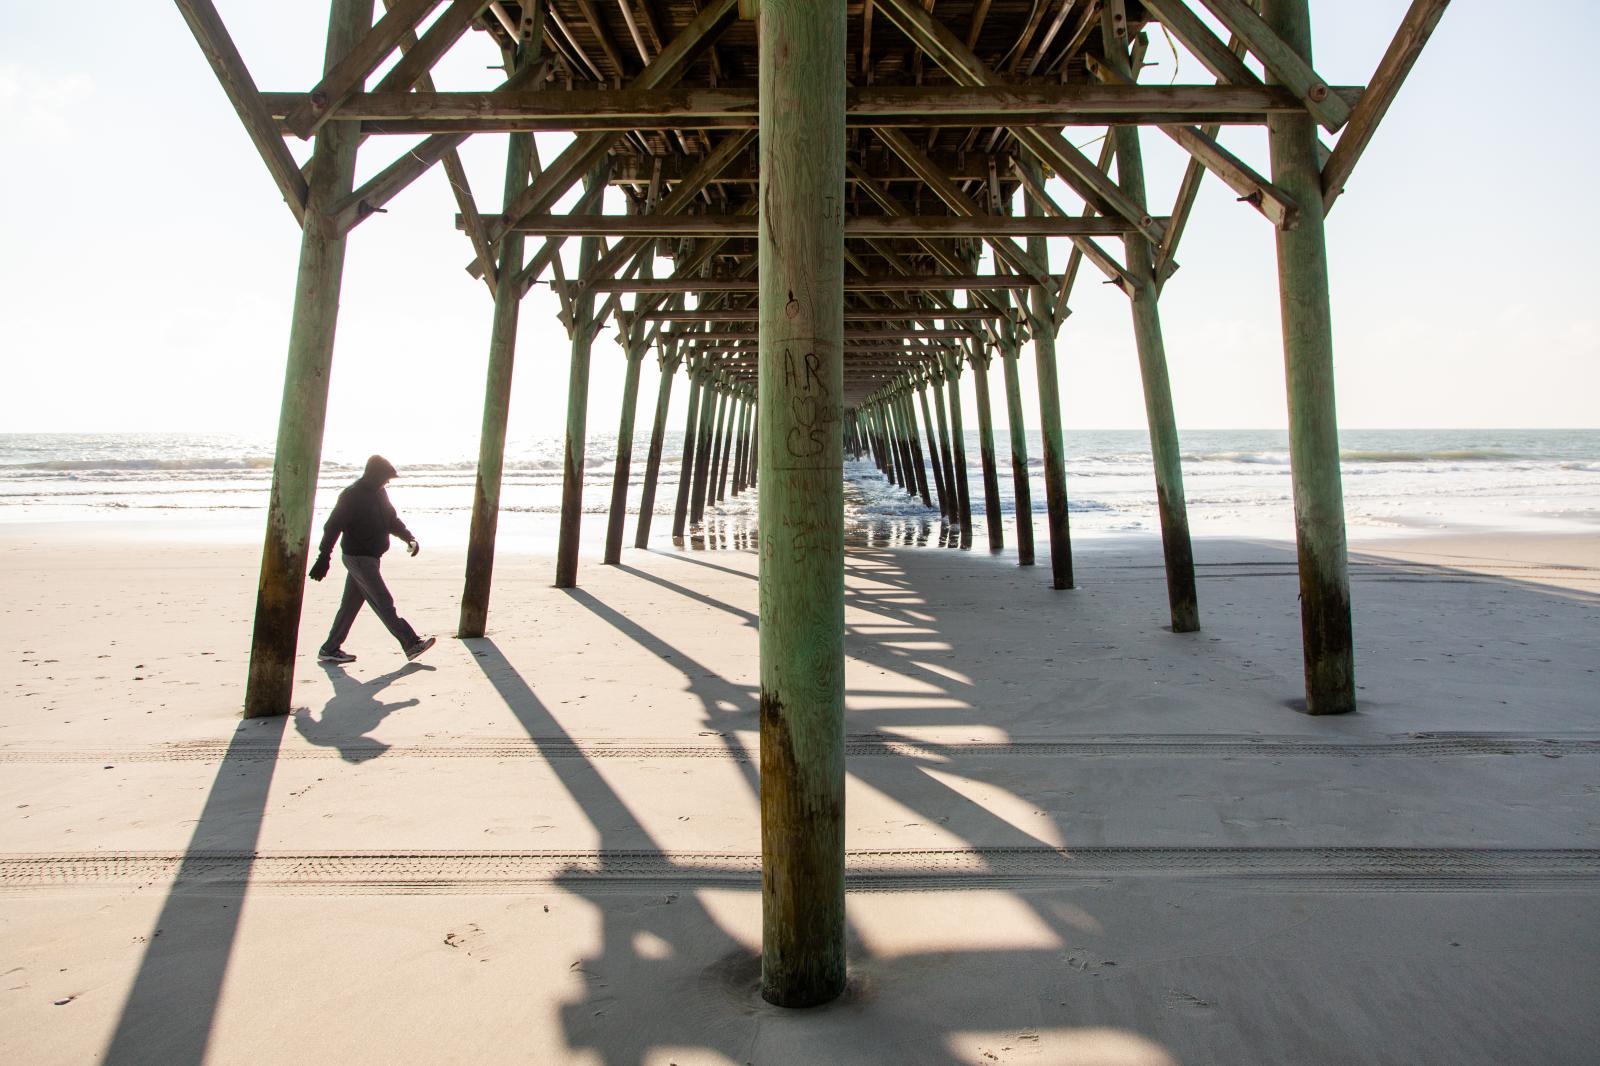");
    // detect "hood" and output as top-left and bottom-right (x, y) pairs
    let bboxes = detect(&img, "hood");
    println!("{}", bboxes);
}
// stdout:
(361, 455), (398, 484)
